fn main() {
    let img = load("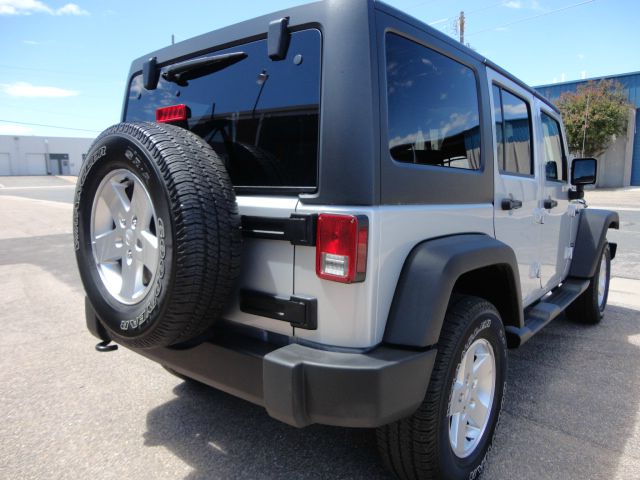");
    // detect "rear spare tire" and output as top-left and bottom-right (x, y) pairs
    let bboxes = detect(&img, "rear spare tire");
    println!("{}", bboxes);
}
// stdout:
(73, 122), (241, 348)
